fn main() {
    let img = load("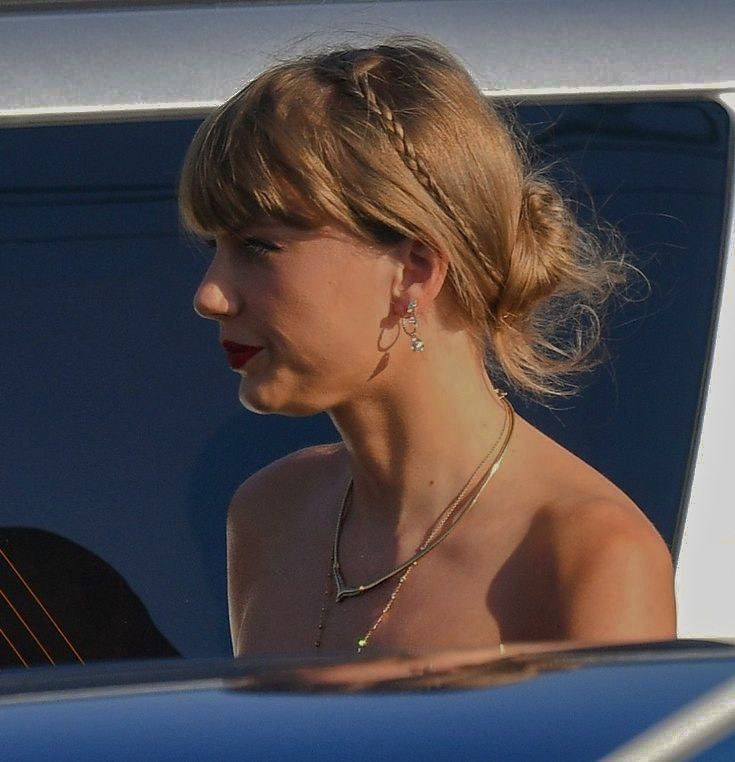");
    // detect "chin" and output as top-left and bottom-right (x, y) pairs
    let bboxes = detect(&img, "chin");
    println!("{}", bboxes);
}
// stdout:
(238, 382), (328, 418)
